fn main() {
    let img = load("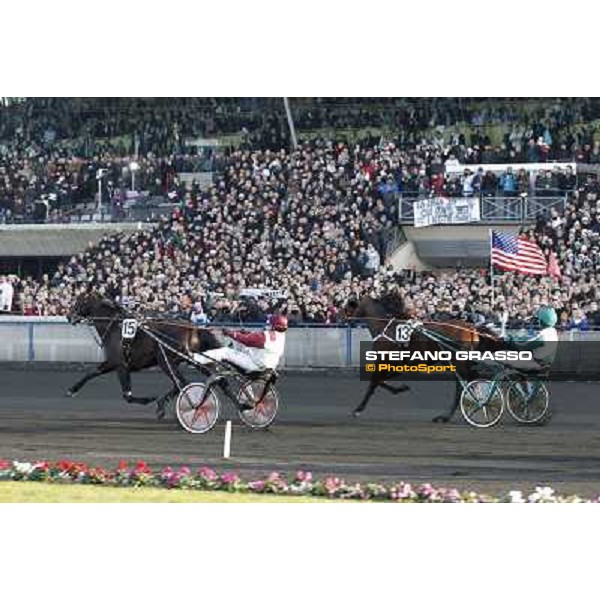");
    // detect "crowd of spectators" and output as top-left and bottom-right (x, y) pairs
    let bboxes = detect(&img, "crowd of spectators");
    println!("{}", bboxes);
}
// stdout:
(2, 137), (598, 331)
(3, 99), (600, 330)
(1, 138), (592, 224)
(3, 98), (600, 222)
(0, 148), (217, 223)
(11, 140), (397, 321)
(4, 97), (599, 148)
